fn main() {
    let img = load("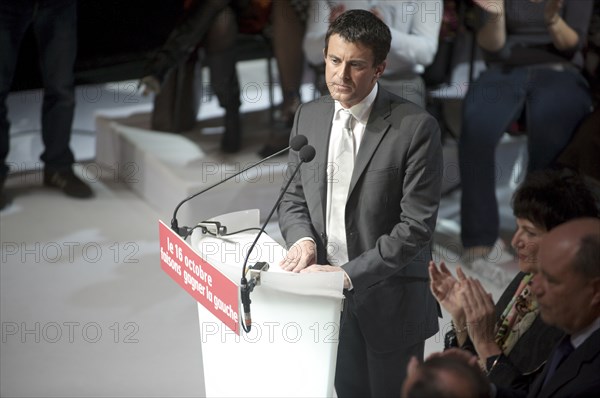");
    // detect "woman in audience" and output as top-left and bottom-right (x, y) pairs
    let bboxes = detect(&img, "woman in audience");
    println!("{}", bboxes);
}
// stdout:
(459, 0), (594, 265)
(140, 0), (247, 152)
(430, 169), (599, 389)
